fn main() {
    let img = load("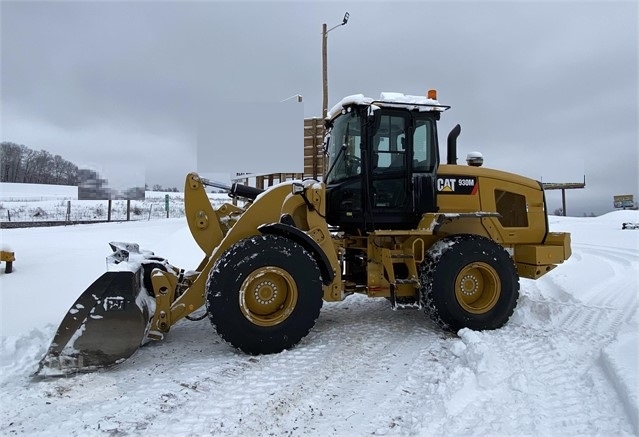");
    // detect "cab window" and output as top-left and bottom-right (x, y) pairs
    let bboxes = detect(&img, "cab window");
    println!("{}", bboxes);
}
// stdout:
(413, 119), (434, 172)
(373, 114), (406, 172)
(325, 111), (362, 183)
